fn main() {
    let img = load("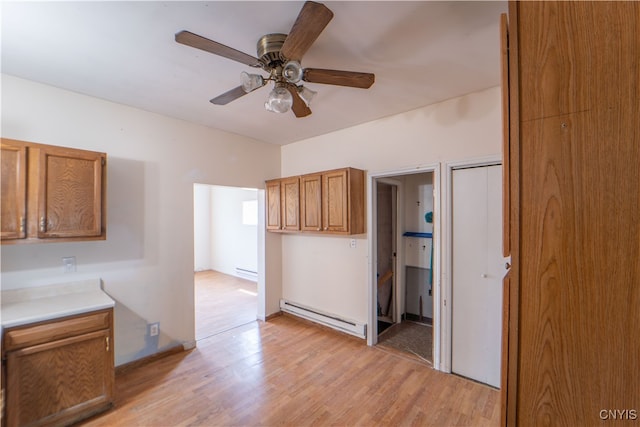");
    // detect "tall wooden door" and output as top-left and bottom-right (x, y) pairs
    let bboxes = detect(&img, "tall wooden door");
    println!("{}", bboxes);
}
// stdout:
(452, 165), (503, 388)
(376, 181), (396, 325)
(503, 2), (640, 425)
